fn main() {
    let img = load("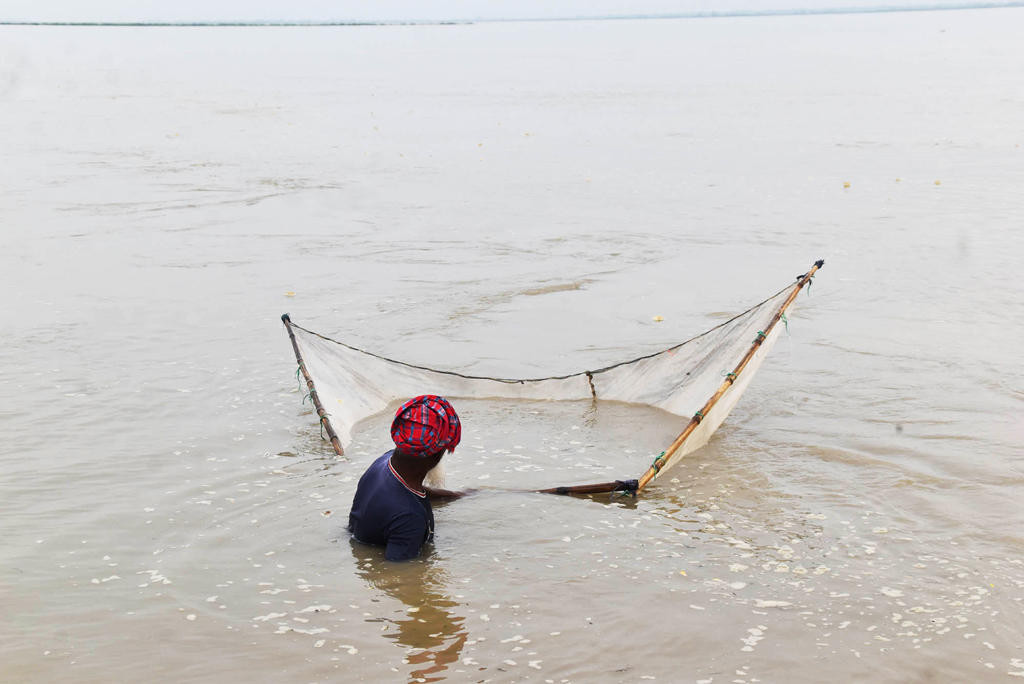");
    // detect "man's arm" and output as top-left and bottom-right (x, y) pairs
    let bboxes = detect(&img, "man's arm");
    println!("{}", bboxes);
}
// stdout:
(423, 486), (475, 500)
